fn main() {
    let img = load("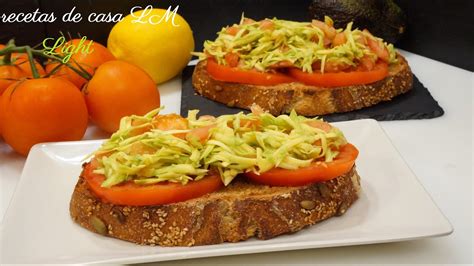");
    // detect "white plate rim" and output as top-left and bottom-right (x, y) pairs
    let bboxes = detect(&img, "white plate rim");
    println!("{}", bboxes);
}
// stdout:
(0, 119), (453, 264)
